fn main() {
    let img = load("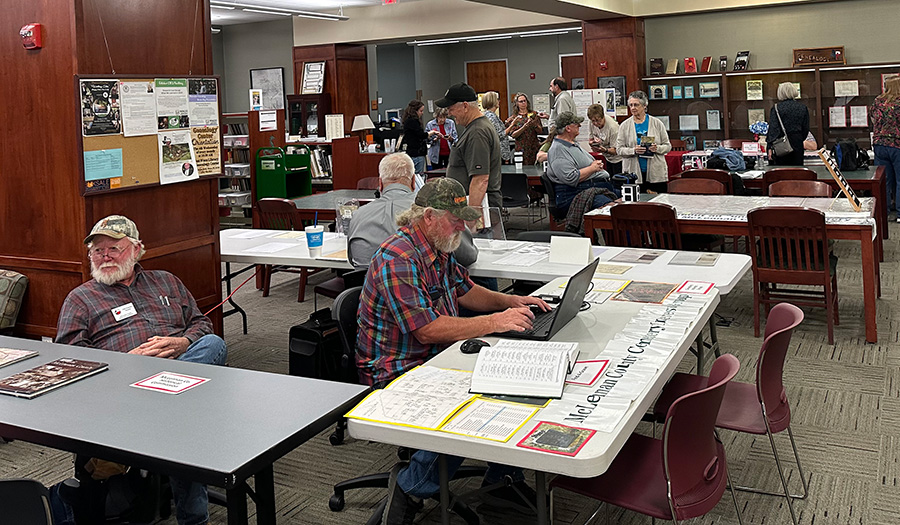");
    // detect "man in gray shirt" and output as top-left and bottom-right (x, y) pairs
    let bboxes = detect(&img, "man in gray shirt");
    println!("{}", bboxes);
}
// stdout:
(347, 153), (477, 268)
(539, 77), (576, 132)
